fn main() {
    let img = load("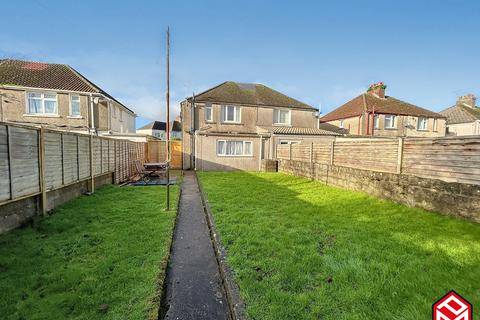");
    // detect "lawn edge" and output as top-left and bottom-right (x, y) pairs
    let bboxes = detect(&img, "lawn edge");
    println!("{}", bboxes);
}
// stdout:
(196, 171), (246, 320)
(146, 173), (184, 320)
